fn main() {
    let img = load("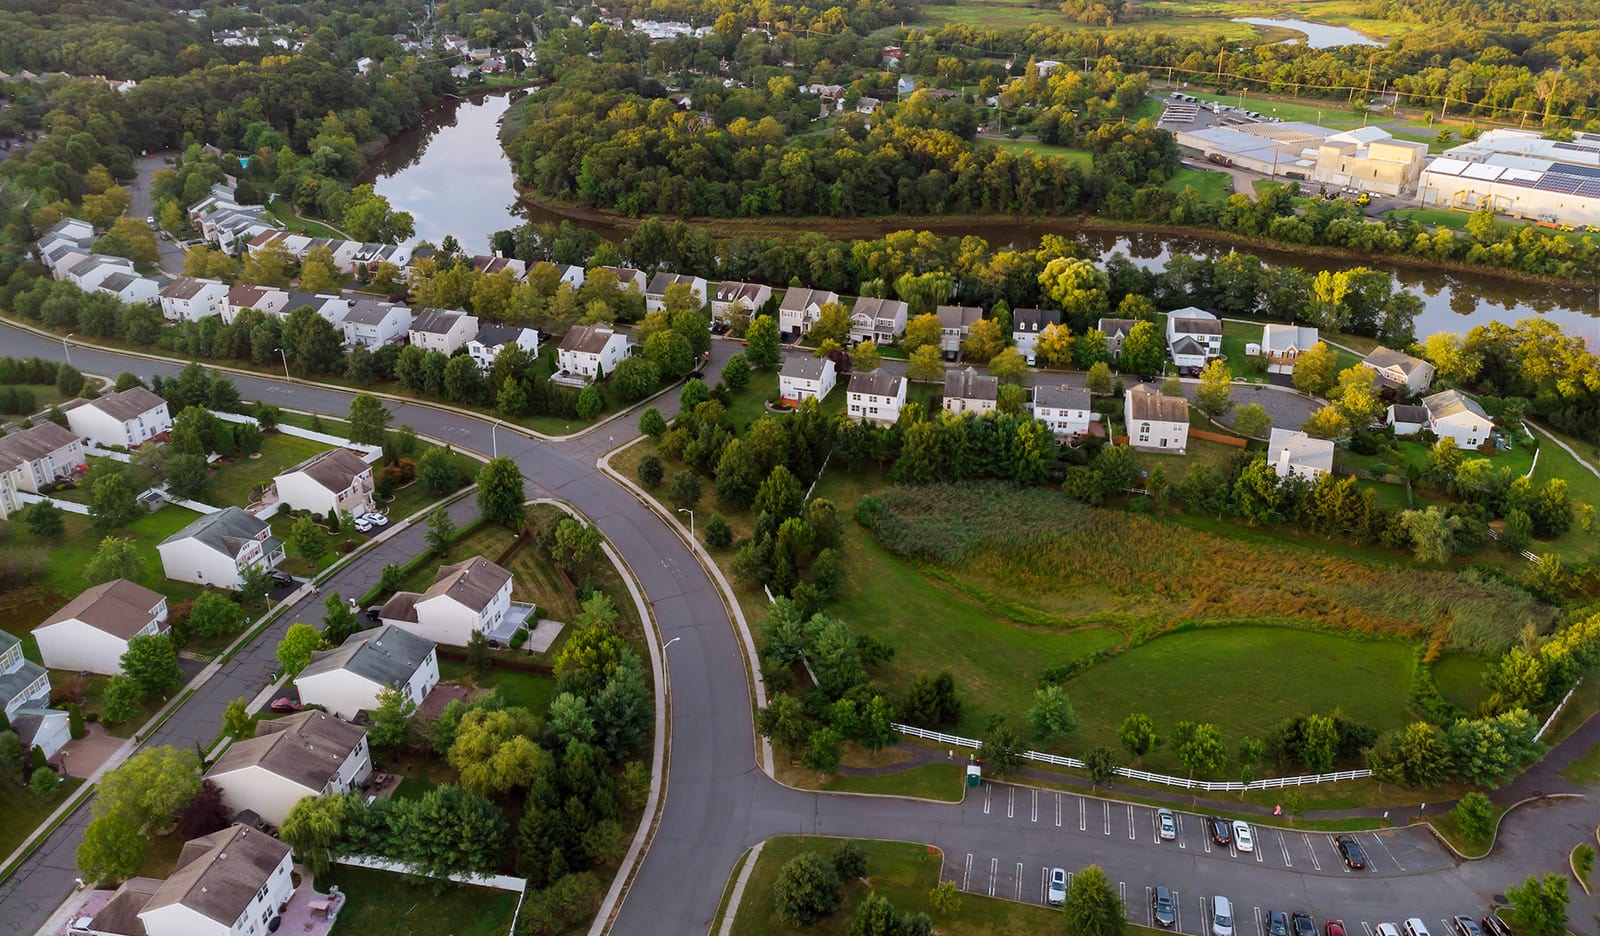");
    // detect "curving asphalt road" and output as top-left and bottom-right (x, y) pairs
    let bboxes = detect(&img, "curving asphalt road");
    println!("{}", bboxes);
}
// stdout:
(0, 321), (1590, 936)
